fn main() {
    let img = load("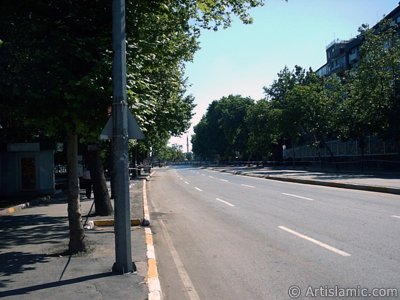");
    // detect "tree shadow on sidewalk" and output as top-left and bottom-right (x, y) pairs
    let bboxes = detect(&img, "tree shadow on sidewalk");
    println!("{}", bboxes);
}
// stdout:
(0, 271), (114, 298)
(0, 214), (70, 291)
(0, 214), (69, 250)
(0, 251), (50, 288)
